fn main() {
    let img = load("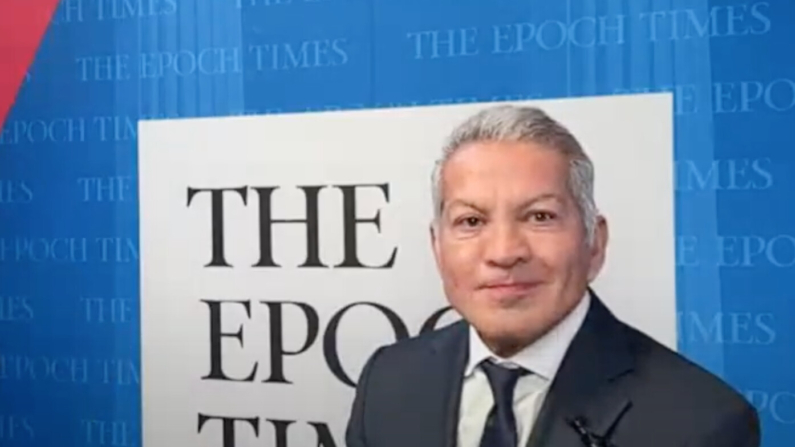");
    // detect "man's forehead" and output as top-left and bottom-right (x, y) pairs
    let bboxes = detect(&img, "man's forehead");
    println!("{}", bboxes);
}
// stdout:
(440, 150), (570, 187)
